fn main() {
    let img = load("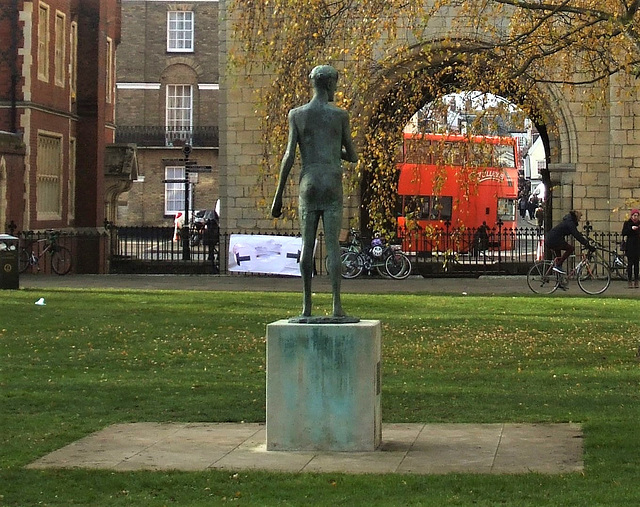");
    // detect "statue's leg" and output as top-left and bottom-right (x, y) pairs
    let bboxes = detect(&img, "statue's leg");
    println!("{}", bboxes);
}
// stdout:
(300, 211), (320, 317)
(323, 208), (345, 317)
